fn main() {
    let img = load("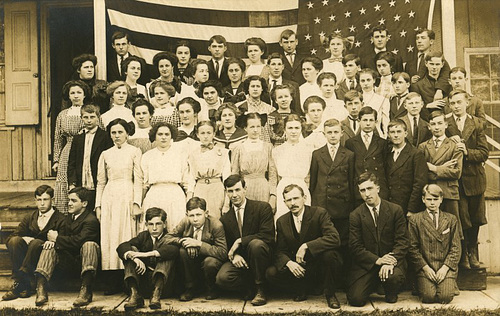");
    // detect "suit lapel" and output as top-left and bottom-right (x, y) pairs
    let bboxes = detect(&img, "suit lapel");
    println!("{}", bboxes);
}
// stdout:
(354, 134), (368, 154)
(417, 119), (428, 144)
(330, 147), (346, 172)
(226, 205), (242, 238)
(434, 138), (452, 162)
(318, 145), (333, 169)
(422, 212), (443, 241)
(341, 119), (356, 138)
(299, 207), (312, 243)
(461, 116), (475, 142)
(90, 129), (104, 157)
(361, 205), (377, 241)
(242, 202), (253, 237)
(377, 201), (389, 240)
(389, 144), (411, 175)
